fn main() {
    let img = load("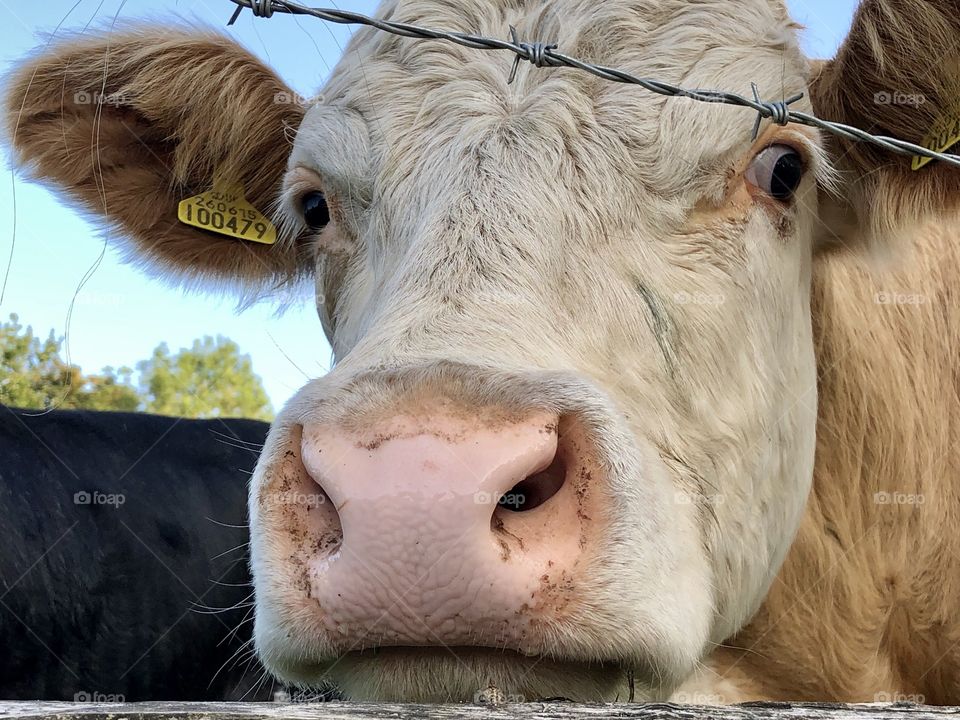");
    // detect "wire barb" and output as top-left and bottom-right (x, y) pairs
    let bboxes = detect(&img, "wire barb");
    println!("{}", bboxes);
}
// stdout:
(224, 0), (960, 169)
(507, 26), (558, 84)
(750, 83), (803, 140)
(229, 0), (274, 24)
